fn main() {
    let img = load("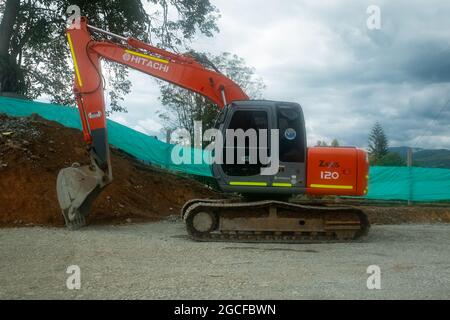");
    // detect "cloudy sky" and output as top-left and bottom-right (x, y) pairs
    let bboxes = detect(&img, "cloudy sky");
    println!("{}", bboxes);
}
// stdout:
(108, 0), (450, 149)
